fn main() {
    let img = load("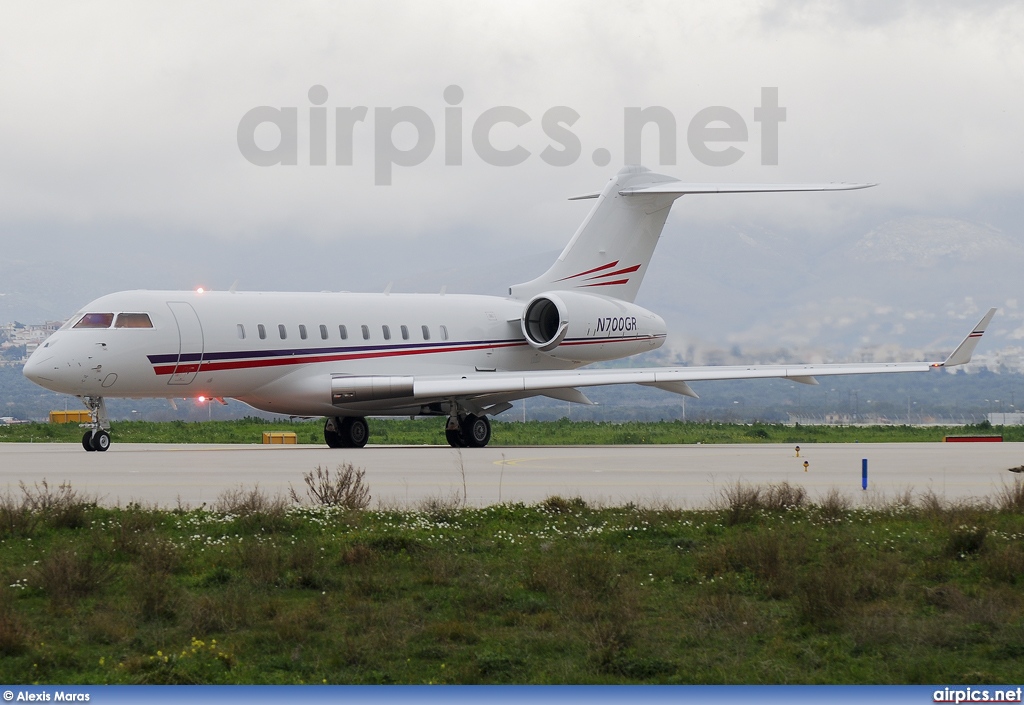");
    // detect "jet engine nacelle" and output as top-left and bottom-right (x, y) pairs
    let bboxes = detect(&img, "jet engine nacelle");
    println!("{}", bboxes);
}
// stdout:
(520, 291), (666, 362)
